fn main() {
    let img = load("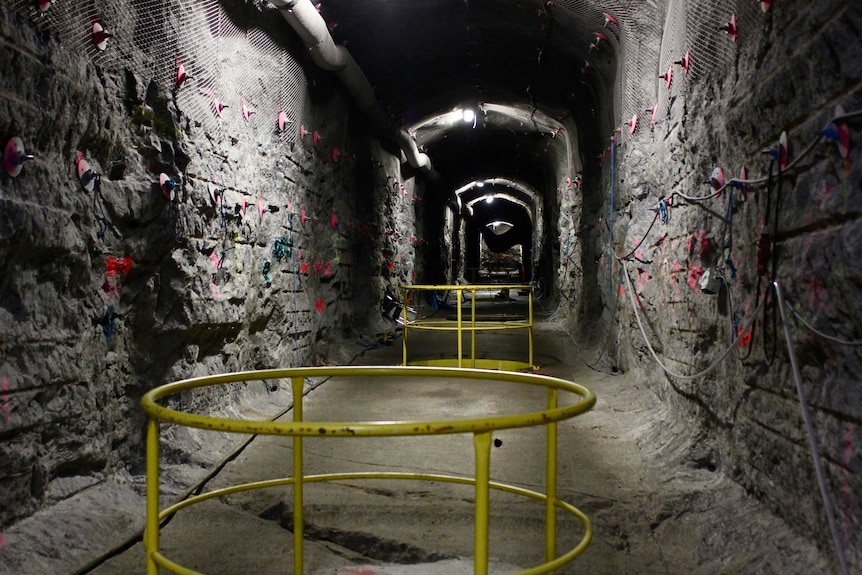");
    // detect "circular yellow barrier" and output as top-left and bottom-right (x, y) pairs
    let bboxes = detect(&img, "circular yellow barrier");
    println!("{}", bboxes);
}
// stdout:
(401, 285), (537, 371)
(142, 366), (596, 575)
